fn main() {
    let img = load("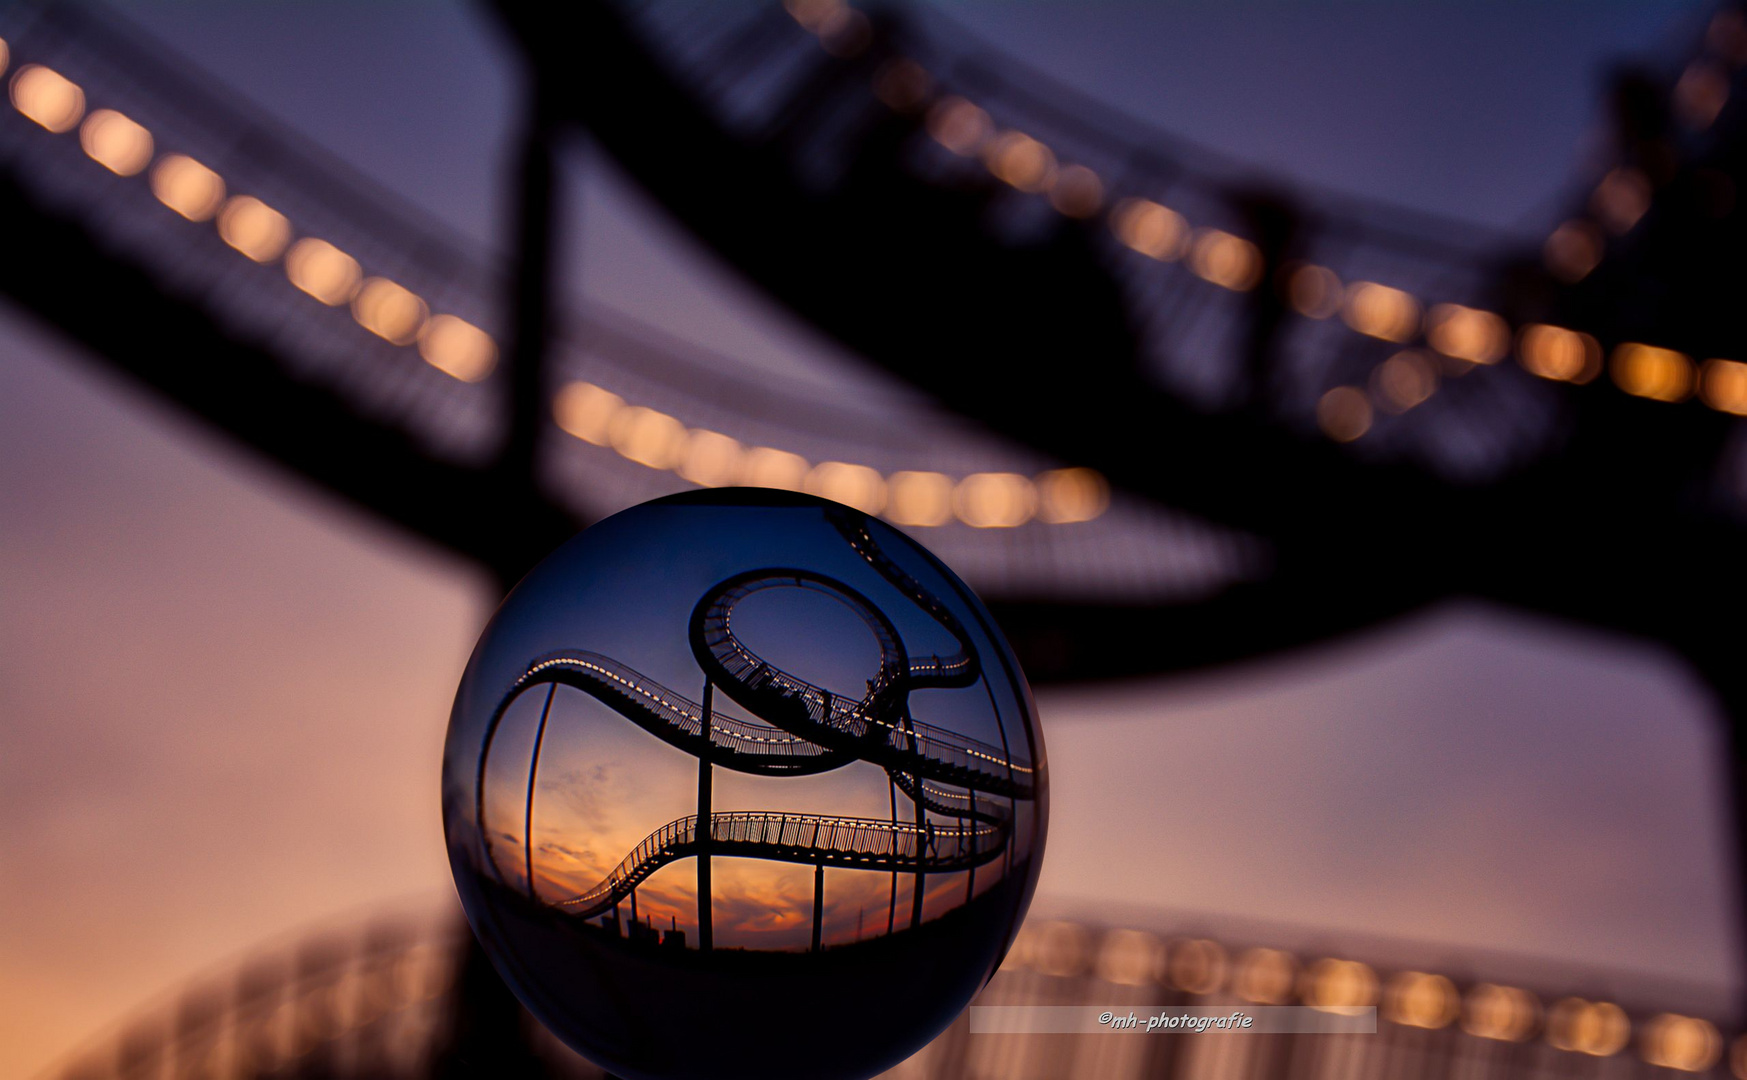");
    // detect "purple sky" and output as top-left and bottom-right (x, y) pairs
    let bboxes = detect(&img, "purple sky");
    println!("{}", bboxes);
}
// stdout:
(0, 2), (1734, 1075)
